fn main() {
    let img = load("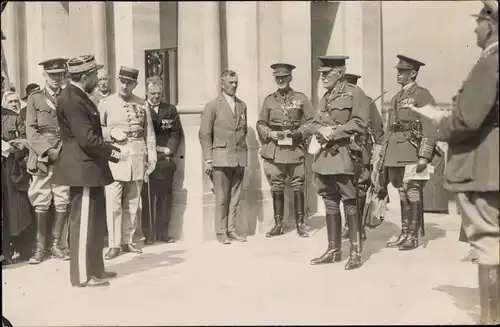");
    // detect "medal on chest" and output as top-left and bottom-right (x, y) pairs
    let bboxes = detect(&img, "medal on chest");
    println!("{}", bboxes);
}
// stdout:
(130, 104), (145, 120)
(398, 97), (416, 109)
(161, 118), (173, 130)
